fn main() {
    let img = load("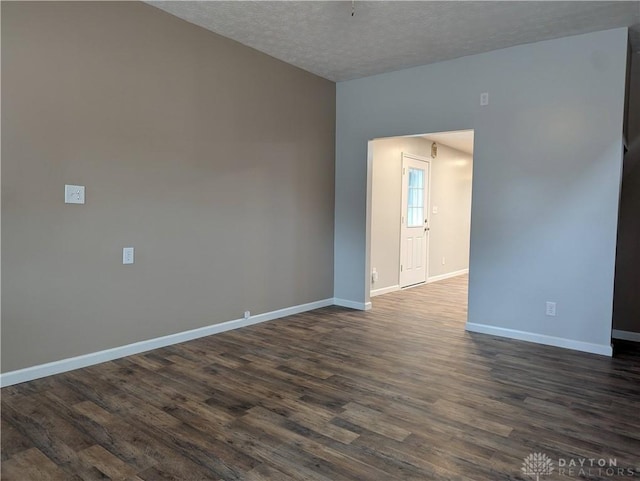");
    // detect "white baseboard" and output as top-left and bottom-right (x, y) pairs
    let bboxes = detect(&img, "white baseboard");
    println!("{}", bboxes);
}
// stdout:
(333, 298), (372, 311)
(0, 298), (334, 388)
(370, 285), (400, 297)
(612, 329), (640, 342)
(465, 322), (613, 357)
(427, 268), (469, 284)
